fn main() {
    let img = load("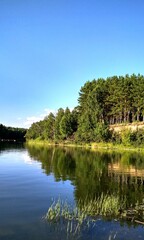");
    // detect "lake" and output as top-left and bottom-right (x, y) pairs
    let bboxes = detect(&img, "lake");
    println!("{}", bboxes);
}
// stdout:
(0, 143), (144, 239)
